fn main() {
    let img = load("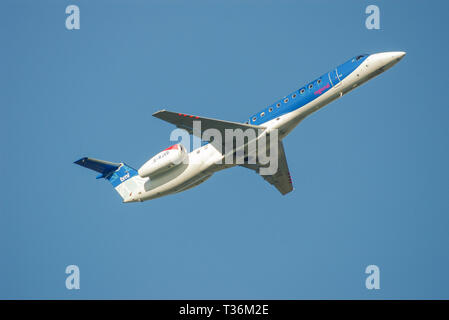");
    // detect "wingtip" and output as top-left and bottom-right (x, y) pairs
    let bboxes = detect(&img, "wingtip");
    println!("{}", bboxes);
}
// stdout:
(74, 157), (88, 165)
(152, 109), (167, 117)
